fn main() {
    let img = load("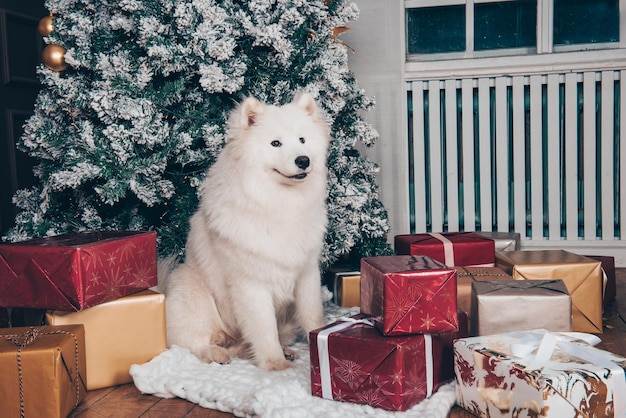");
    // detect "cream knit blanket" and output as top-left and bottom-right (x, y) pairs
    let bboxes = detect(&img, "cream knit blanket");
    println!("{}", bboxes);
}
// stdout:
(130, 296), (457, 418)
